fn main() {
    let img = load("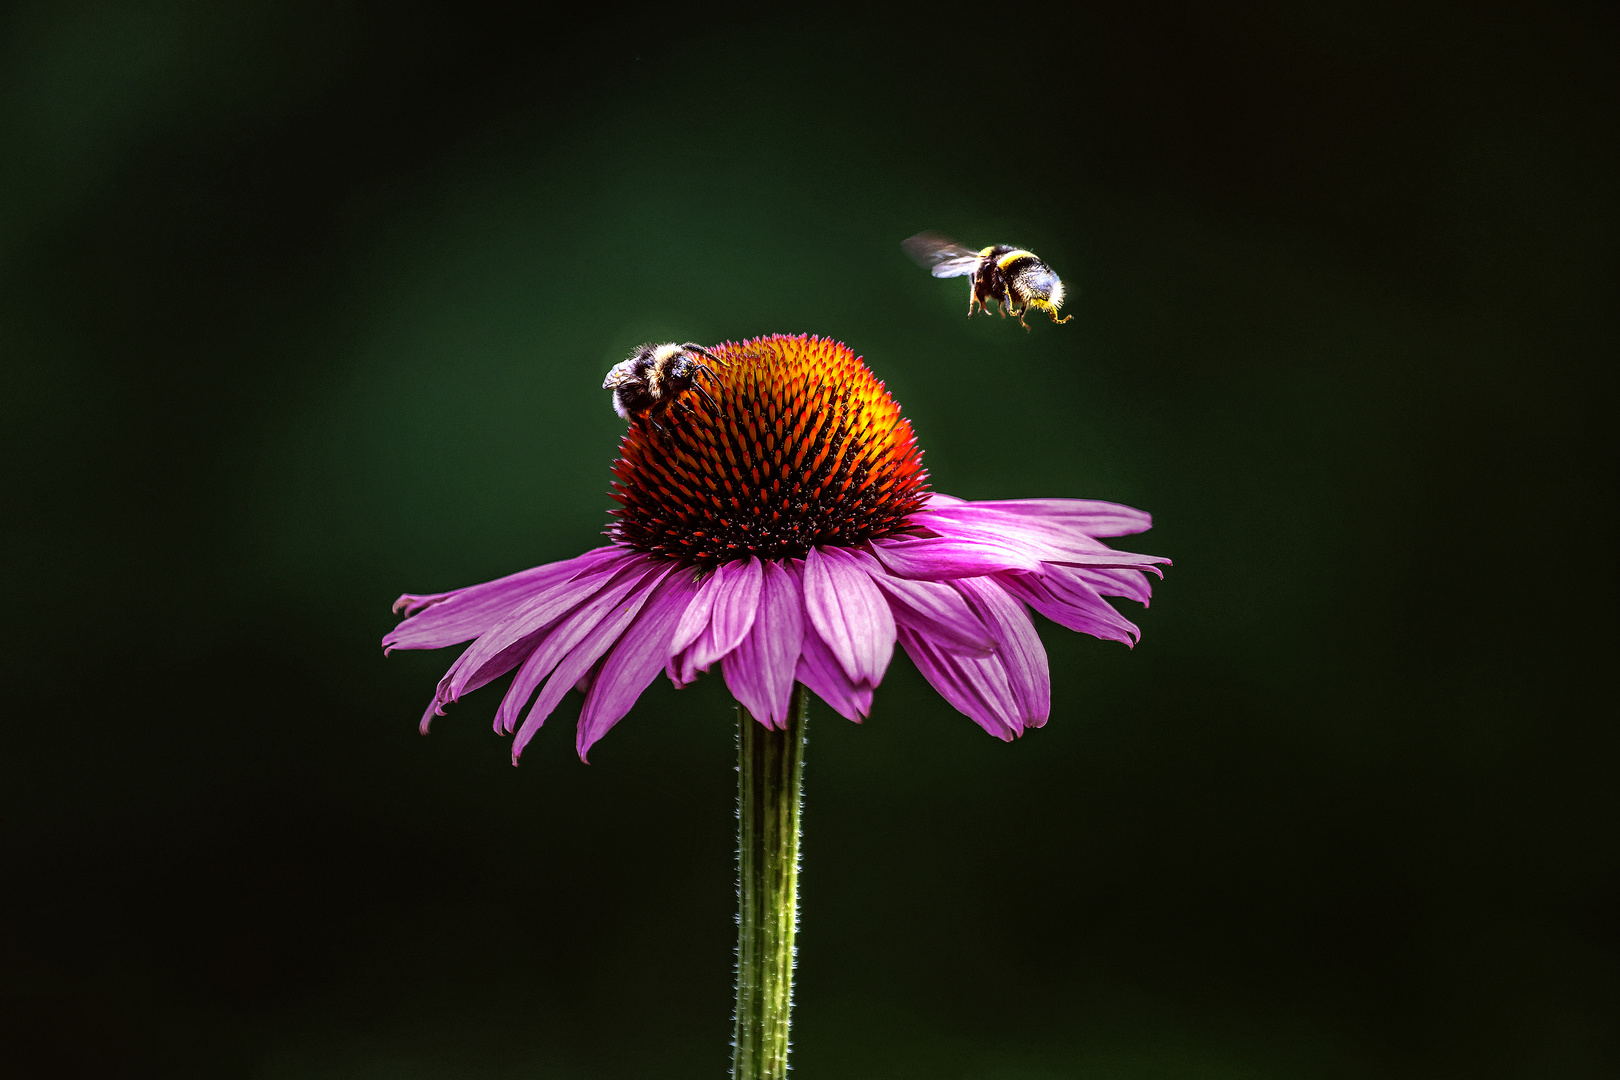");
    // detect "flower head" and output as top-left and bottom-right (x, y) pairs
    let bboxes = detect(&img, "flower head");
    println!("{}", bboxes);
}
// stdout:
(610, 335), (928, 563)
(386, 334), (1167, 763)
